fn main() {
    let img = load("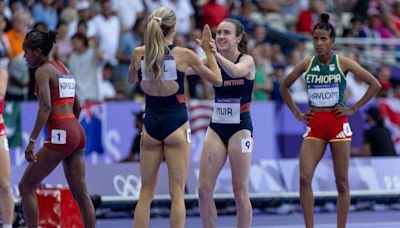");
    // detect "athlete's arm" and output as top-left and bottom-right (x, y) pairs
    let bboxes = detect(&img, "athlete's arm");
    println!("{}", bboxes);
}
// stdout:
(73, 93), (81, 119)
(186, 49), (222, 87)
(185, 57), (208, 76)
(128, 46), (144, 84)
(335, 56), (381, 116)
(0, 69), (8, 100)
(280, 57), (311, 121)
(214, 52), (255, 80)
(25, 67), (52, 162)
